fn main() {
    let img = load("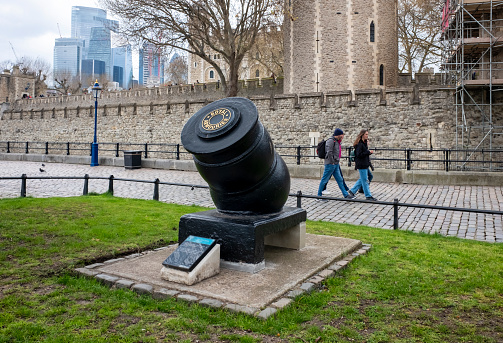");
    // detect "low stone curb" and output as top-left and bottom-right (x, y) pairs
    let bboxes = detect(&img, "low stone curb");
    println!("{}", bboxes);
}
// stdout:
(74, 243), (372, 319)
